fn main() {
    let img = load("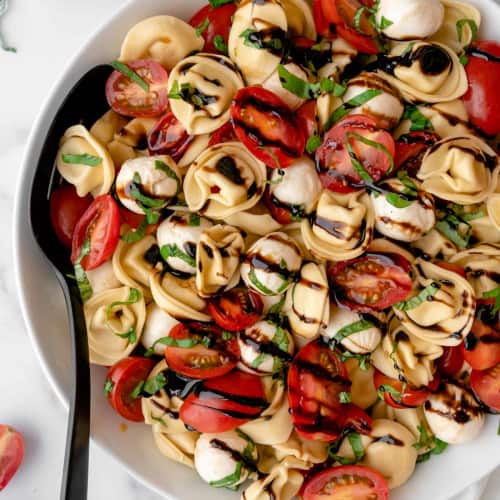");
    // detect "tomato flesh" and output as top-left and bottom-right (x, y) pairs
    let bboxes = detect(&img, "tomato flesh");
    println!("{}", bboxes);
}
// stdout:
(208, 121), (237, 147)
(470, 364), (500, 412)
(0, 425), (24, 492)
(147, 112), (193, 159)
(373, 370), (430, 409)
(263, 188), (295, 225)
(394, 131), (440, 176)
(436, 346), (464, 378)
